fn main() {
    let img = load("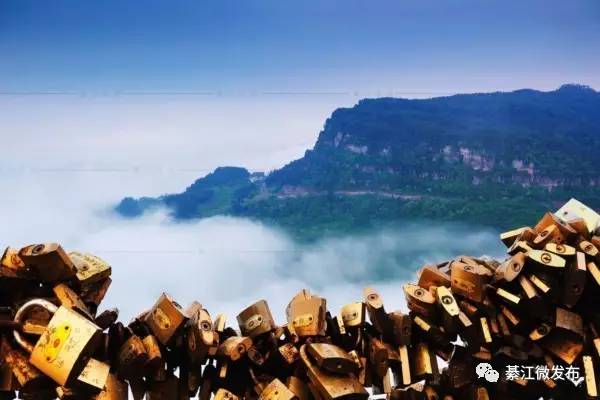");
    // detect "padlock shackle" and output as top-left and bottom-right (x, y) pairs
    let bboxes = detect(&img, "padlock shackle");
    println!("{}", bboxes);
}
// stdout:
(13, 298), (58, 353)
